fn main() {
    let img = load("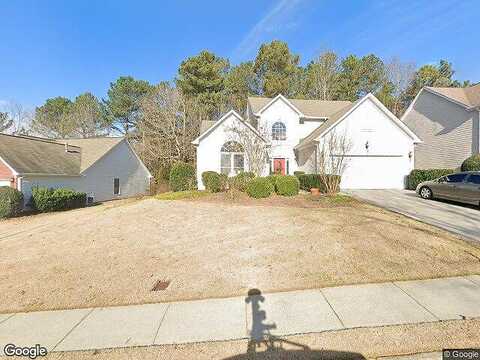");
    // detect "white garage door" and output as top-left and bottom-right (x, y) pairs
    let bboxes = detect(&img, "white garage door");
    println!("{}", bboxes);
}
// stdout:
(340, 155), (410, 189)
(0, 180), (11, 187)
